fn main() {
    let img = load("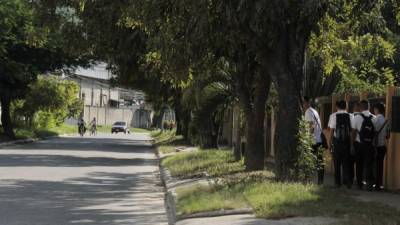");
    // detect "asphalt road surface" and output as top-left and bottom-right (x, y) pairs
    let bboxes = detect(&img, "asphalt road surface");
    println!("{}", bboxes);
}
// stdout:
(0, 133), (168, 225)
